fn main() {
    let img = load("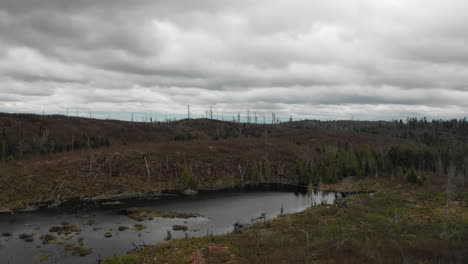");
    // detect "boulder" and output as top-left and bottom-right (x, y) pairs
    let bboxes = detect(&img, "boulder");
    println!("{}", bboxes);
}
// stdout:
(182, 189), (198, 196)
